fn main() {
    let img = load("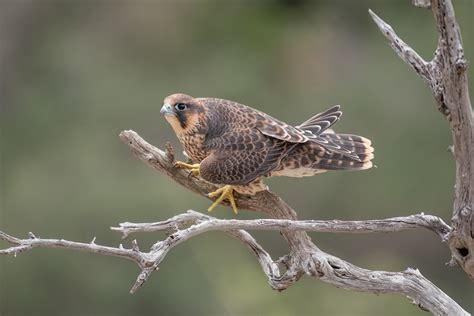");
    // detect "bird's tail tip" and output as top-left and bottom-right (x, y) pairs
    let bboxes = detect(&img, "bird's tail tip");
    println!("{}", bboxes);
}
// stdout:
(316, 133), (375, 171)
